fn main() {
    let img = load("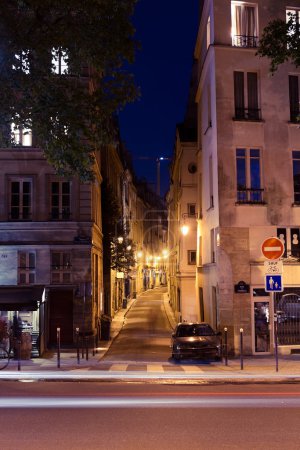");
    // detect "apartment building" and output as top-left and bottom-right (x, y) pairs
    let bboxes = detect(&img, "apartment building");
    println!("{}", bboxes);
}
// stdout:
(195, 0), (300, 354)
